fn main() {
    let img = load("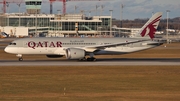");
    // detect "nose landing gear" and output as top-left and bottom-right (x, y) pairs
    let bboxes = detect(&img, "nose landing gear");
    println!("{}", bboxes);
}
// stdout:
(16, 54), (23, 61)
(18, 57), (23, 61)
